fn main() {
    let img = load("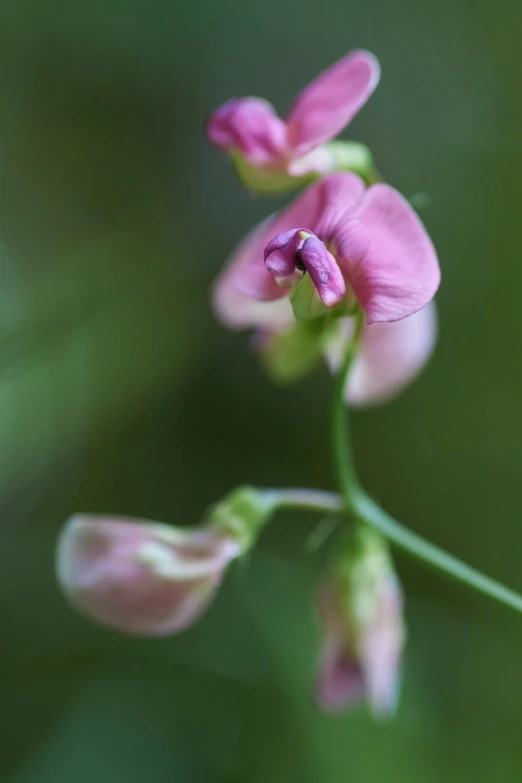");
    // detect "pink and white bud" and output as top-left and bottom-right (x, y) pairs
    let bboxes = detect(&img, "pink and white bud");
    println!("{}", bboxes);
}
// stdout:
(315, 529), (405, 718)
(56, 515), (241, 636)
